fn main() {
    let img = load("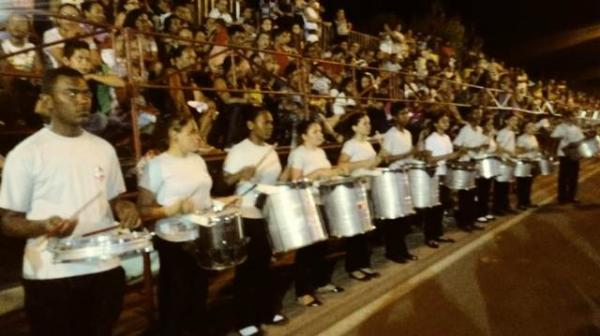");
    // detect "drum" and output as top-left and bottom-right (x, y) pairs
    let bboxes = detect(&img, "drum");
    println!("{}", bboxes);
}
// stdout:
(537, 156), (555, 176)
(318, 177), (374, 238)
(369, 168), (415, 219)
(406, 161), (440, 208)
(564, 136), (600, 160)
(51, 229), (154, 263)
(155, 217), (199, 243)
(474, 154), (499, 179)
(263, 180), (327, 253)
(189, 208), (248, 270)
(514, 160), (534, 178)
(444, 161), (476, 190)
(495, 159), (515, 182)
